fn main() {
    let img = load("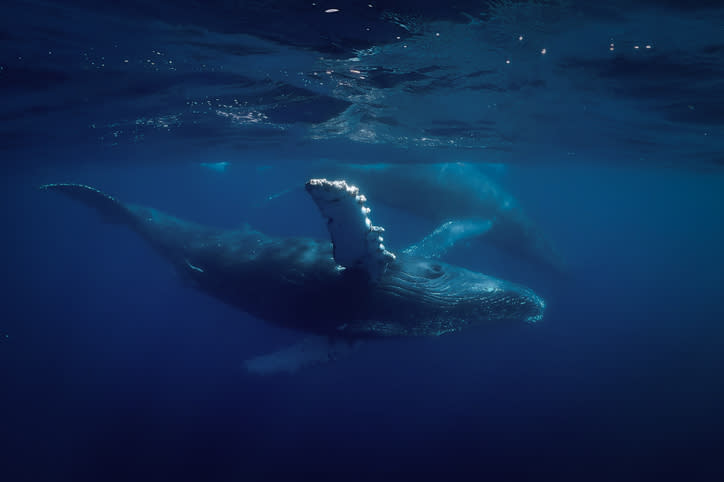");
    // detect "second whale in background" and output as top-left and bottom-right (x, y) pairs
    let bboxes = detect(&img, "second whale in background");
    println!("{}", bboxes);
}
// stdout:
(313, 162), (568, 277)
(202, 161), (567, 276)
